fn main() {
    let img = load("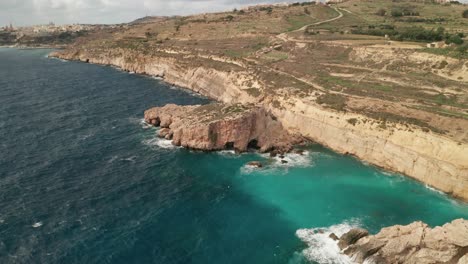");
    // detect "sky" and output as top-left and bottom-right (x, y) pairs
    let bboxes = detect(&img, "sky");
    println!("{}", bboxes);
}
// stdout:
(0, 0), (467, 27)
(0, 0), (299, 26)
